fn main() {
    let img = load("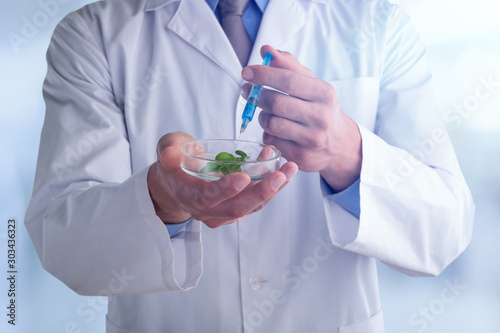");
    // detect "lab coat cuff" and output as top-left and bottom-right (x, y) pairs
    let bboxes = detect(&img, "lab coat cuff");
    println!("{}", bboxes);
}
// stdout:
(134, 166), (203, 291)
(323, 125), (374, 248)
(325, 125), (427, 249)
